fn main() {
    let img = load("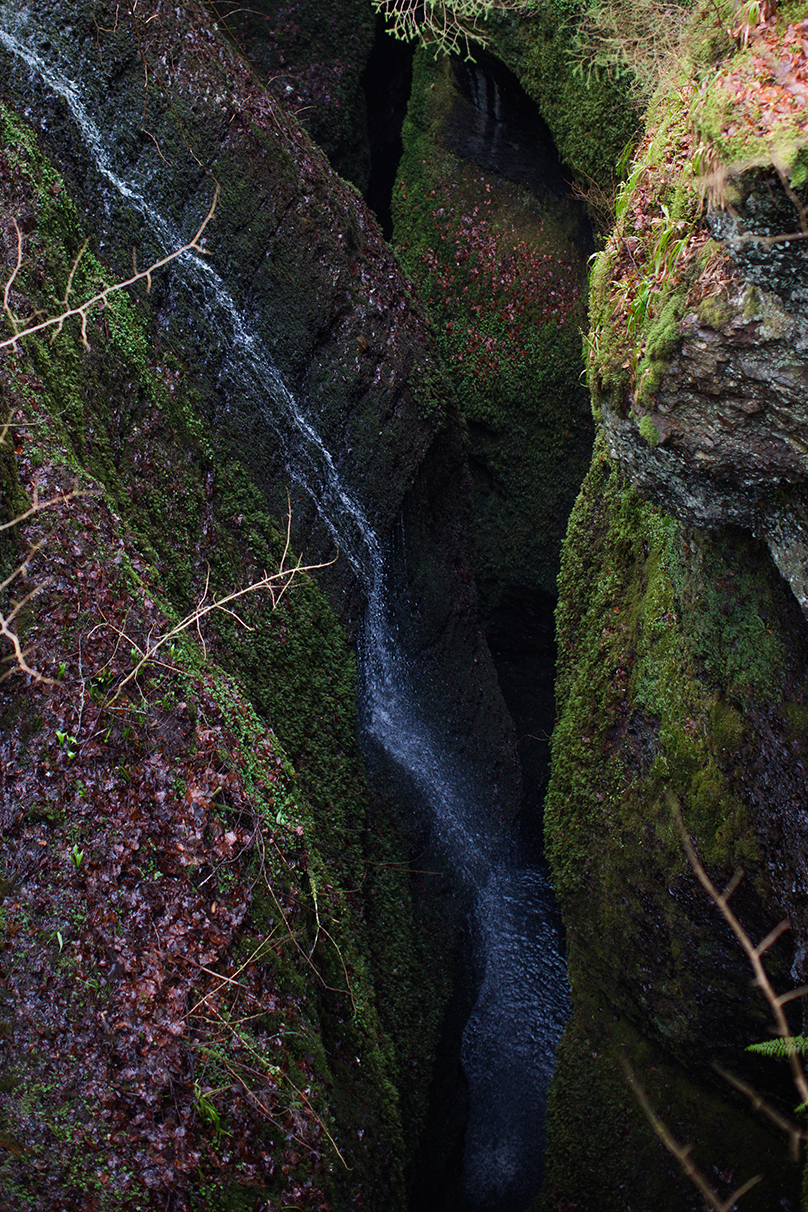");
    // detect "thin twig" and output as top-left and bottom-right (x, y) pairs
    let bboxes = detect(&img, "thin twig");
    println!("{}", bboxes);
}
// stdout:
(0, 186), (219, 352)
(621, 1054), (763, 1212)
(670, 794), (808, 1109)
